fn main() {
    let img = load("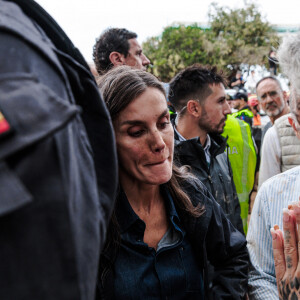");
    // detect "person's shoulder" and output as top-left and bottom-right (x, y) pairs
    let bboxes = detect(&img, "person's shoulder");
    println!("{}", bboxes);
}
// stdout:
(0, 1), (34, 32)
(173, 135), (200, 153)
(210, 132), (227, 146)
(181, 177), (216, 210)
(263, 125), (277, 141)
(256, 167), (300, 222)
(0, 1), (20, 15)
(263, 120), (272, 131)
(274, 113), (291, 128)
(276, 165), (300, 178)
(261, 166), (300, 192)
(182, 177), (209, 198)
